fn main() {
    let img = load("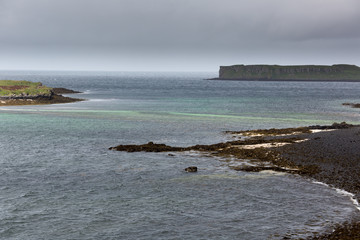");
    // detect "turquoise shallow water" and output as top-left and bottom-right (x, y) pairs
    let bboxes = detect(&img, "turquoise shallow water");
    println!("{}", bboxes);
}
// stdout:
(0, 71), (360, 239)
